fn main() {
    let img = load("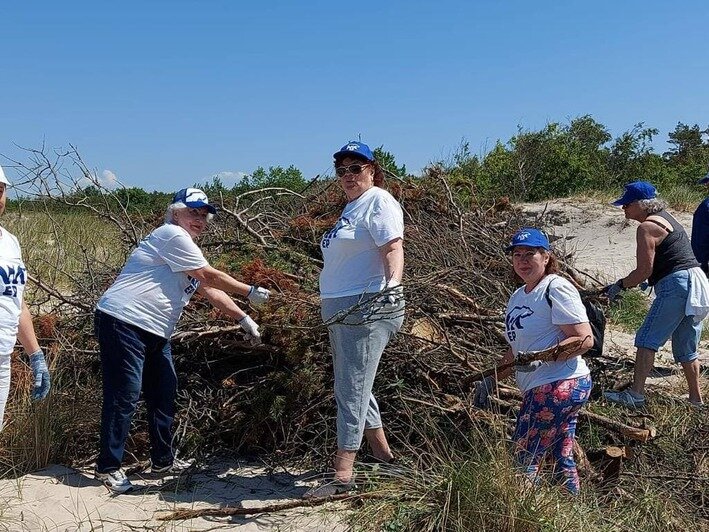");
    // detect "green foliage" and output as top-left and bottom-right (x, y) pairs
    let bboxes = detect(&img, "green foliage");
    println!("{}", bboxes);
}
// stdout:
(608, 289), (650, 332)
(246, 165), (306, 191)
(373, 146), (408, 177)
(438, 117), (709, 203)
